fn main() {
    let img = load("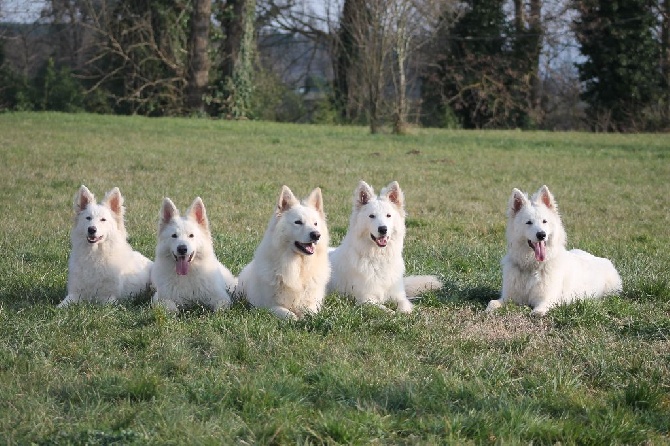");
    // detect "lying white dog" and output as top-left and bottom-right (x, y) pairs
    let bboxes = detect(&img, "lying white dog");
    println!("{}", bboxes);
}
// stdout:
(328, 180), (442, 313)
(151, 197), (235, 312)
(237, 186), (330, 320)
(58, 185), (152, 307)
(487, 185), (622, 316)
